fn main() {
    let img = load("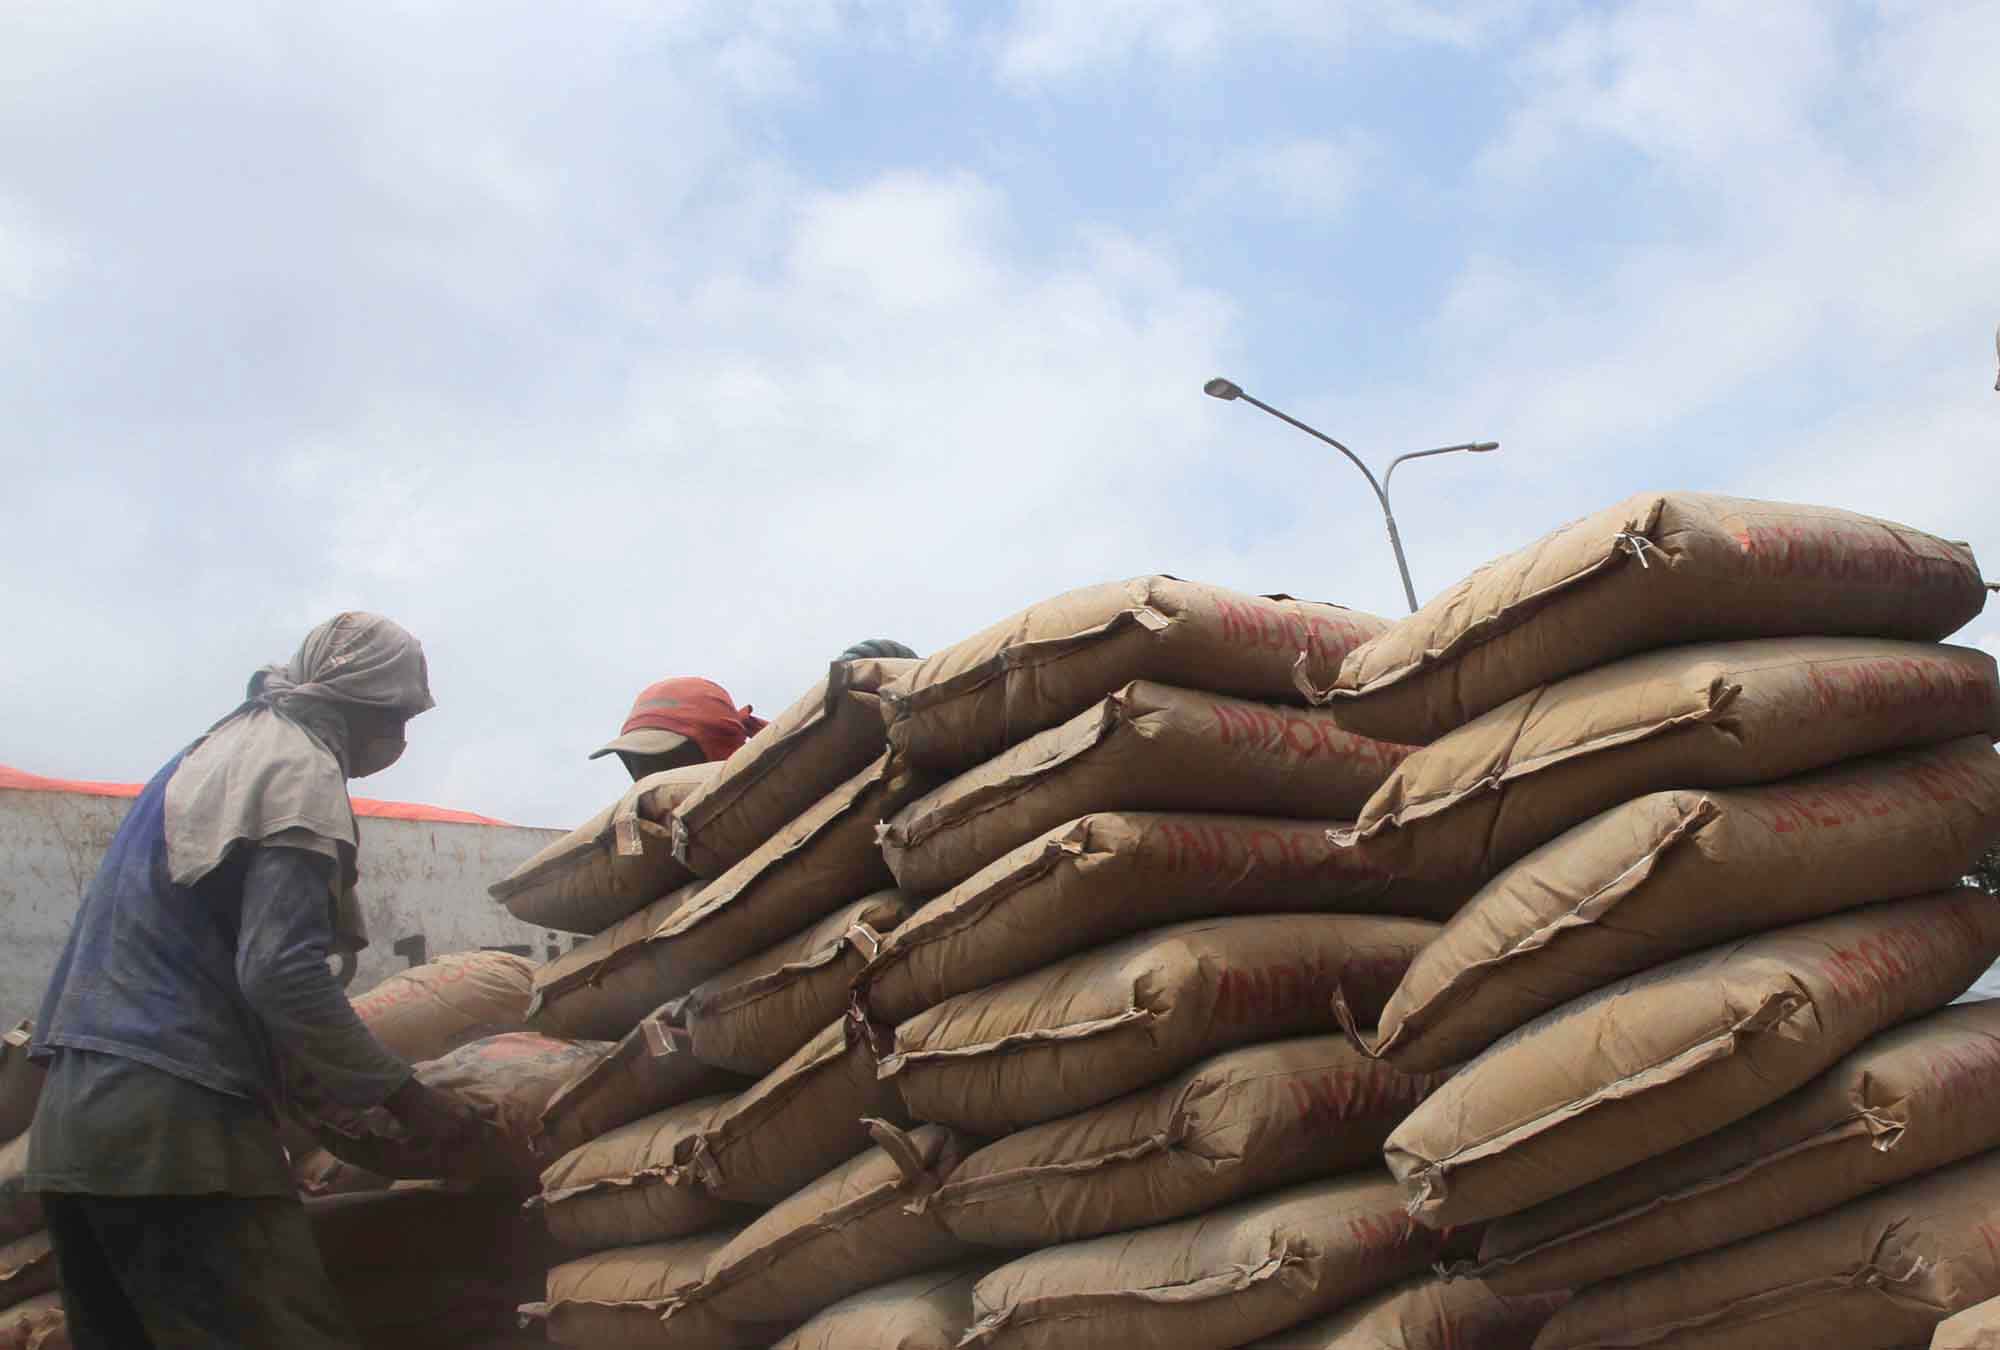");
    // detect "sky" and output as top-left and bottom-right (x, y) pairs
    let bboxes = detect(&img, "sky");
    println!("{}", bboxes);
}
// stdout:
(3, 0), (1998, 830)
